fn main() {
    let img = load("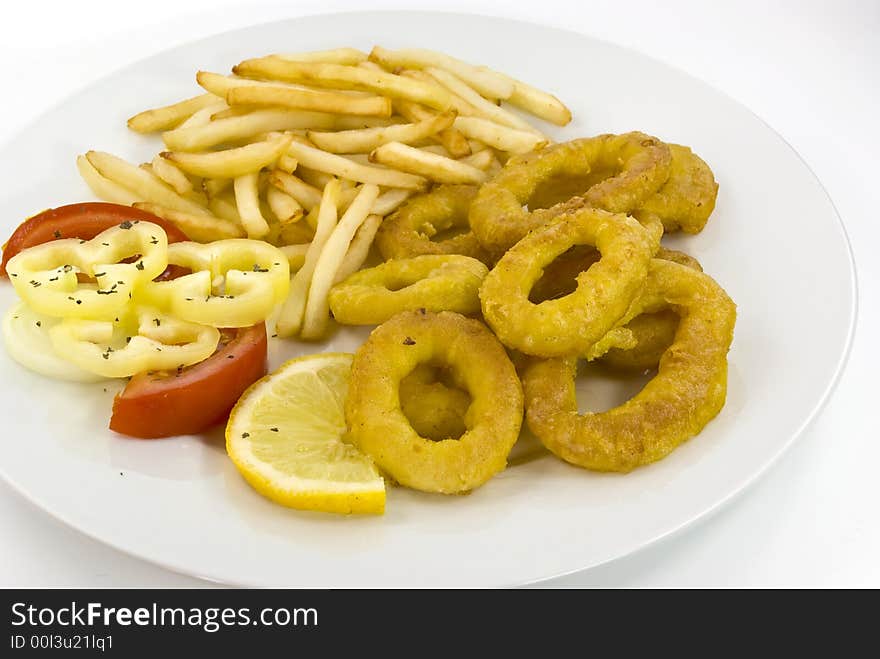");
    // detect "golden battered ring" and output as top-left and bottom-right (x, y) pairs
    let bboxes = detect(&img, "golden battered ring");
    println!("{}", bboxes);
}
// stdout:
(329, 254), (488, 325)
(374, 184), (491, 264)
(479, 206), (655, 357)
(600, 247), (703, 371)
(469, 132), (672, 255)
(345, 310), (523, 493)
(522, 259), (736, 472)
(637, 144), (719, 234)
